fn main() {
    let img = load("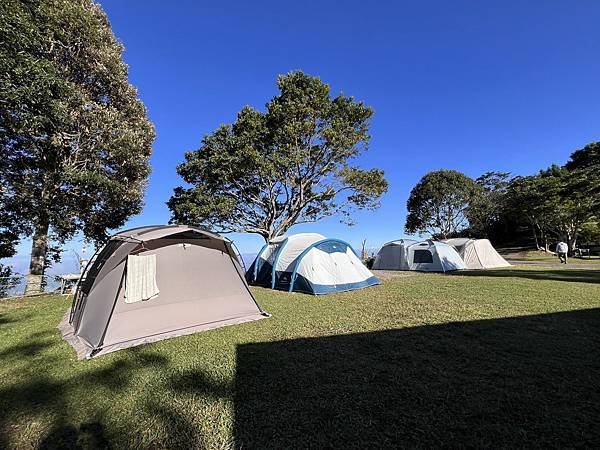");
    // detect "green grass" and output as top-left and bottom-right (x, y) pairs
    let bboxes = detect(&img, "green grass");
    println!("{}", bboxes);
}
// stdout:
(1, 266), (599, 448)
(518, 249), (600, 264)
